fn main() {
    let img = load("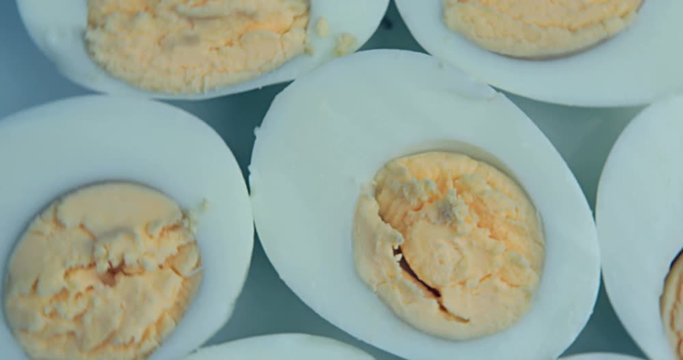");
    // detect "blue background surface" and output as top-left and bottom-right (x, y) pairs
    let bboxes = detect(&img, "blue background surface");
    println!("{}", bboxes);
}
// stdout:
(0, 1), (646, 359)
